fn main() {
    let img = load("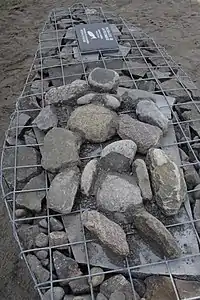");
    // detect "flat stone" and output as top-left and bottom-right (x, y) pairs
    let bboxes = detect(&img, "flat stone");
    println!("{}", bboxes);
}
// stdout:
(90, 267), (105, 287)
(24, 130), (37, 145)
(118, 114), (162, 154)
(68, 104), (118, 143)
(81, 159), (98, 196)
(36, 250), (48, 260)
(47, 167), (80, 214)
(39, 219), (48, 229)
(183, 164), (200, 189)
(119, 76), (134, 88)
(137, 79), (156, 91)
(182, 106), (200, 137)
(41, 128), (80, 172)
(26, 254), (50, 283)
(33, 106), (58, 131)
(148, 148), (187, 215)
(73, 47), (99, 62)
(100, 274), (139, 300)
(134, 209), (181, 259)
(42, 287), (65, 300)
(64, 27), (76, 40)
(109, 292), (125, 300)
(136, 100), (169, 133)
(50, 217), (63, 231)
(17, 224), (40, 249)
(6, 136), (24, 146)
(8, 113), (31, 138)
(97, 174), (143, 223)
(105, 43), (131, 58)
(45, 80), (89, 105)
(15, 208), (26, 218)
(31, 80), (49, 98)
(96, 294), (108, 300)
(123, 60), (149, 77)
(133, 159), (152, 201)
(17, 95), (40, 117)
(110, 24), (121, 36)
(41, 258), (49, 267)
(69, 278), (90, 295)
(49, 231), (68, 249)
(82, 210), (129, 256)
(158, 79), (188, 98)
(73, 295), (92, 300)
(100, 152), (131, 173)
(144, 276), (200, 300)
(16, 172), (45, 213)
(103, 94), (121, 110)
(88, 68), (119, 92)
(35, 232), (48, 248)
